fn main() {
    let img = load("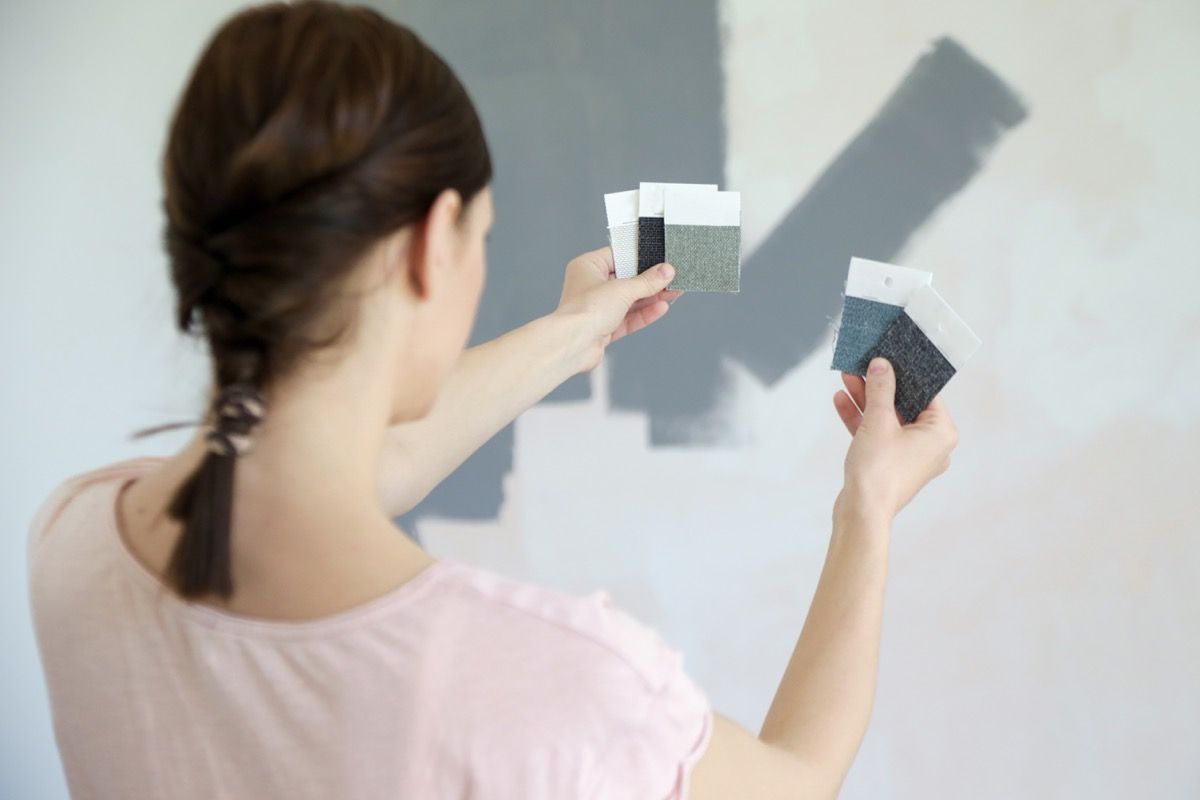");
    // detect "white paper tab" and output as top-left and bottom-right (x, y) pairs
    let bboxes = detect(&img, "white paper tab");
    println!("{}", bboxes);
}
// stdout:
(663, 187), (741, 227)
(638, 181), (717, 217)
(604, 189), (639, 227)
(844, 257), (933, 306)
(903, 283), (982, 370)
